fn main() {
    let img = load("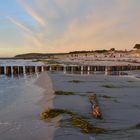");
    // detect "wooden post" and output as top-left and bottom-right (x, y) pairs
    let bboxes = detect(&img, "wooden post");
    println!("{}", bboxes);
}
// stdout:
(89, 94), (103, 119)
(43, 66), (49, 71)
(25, 66), (30, 74)
(23, 66), (25, 74)
(87, 66), (90, 71)
(19, 66), (24, 74)
(49, 66), (52, 71)
(4, 66), (6, 74)
(41, 66), (44, 72)
(37, 66), (42, 73)
(71, 66), (74, 72)
(80, 66), (83, 74)
(0, 66), (4, 74)
(94, 66), (97, 72)
(59, 66), (64, 71)
(81, 66), (83, 71)
(6, 66), (12, 75)
(13, 66), (19, 75)
(63, 65), (66, 74)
